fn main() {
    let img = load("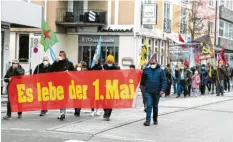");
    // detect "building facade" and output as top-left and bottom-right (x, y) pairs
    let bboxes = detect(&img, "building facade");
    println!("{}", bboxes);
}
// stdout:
(7, 0), (191, 74)
(216, 0), (233, 65)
